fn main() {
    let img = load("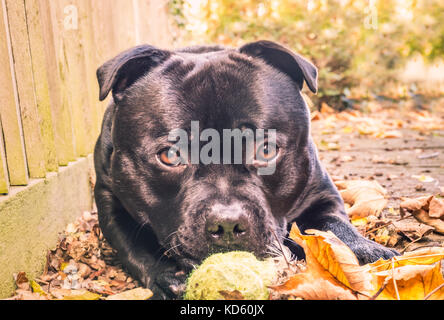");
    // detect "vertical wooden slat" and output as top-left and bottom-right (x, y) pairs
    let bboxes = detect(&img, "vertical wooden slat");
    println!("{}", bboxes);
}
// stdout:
(140, 0), (173, 48)
(38, 0), (75, 165)
(112, 0), (137, 52)
(49, 0), (93, 157)
(0, 0), (28, 186)
(4, 0), (46, 178)
(90, 1), (116, 114)
(24, 0), (58, 172)
(77, 0), (102, 139)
